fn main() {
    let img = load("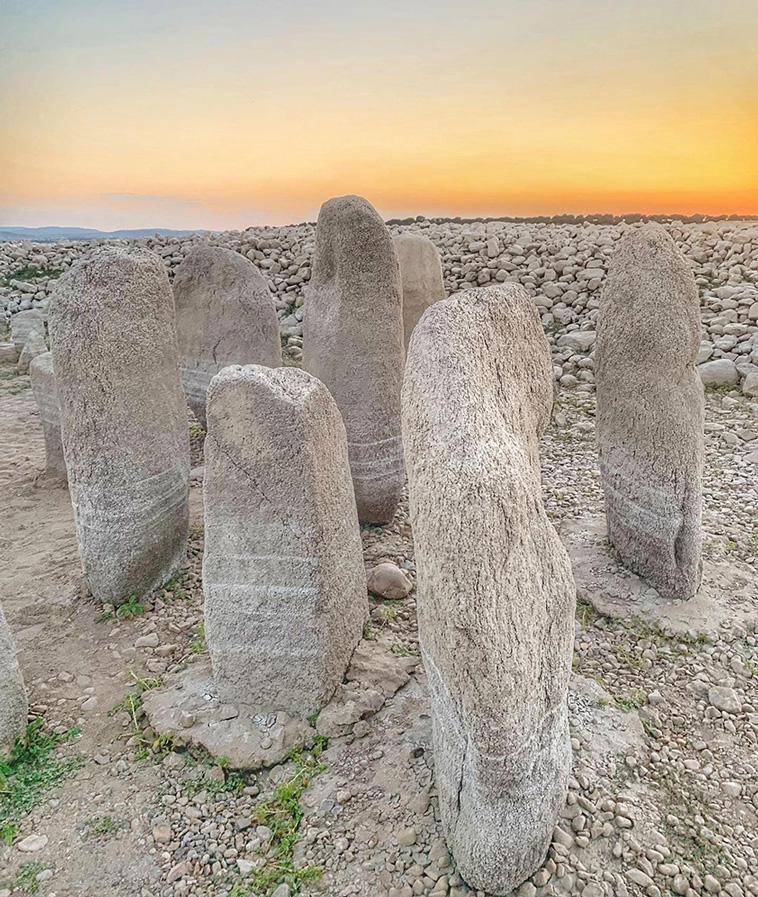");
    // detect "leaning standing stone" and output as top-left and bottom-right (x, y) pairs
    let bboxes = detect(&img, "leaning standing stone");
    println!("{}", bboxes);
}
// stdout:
(203, 365), (367, 717)
(0, 601), (28, 757)
(596, 224), (704, 601)
(303, 195), (405, 523)
(173, 246), (281, 427)
(49, 246), (190, 604)
(393, 232), (446, 350)
(29, 352), (66, 480)
(402, 284), (575, 895)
